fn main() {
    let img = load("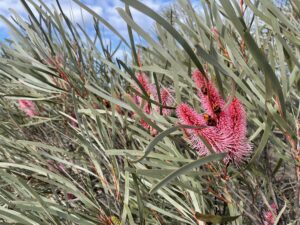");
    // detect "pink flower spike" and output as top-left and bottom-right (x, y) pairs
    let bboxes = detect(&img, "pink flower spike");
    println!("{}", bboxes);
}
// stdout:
(223, 98), (252, 162)
(228, 98), (247, 137)
(192, 70), (225, 117)
(177, 104), (236, 157)
(176, 103), (205, 127)
(136, 73), (152, 94)
(153, 87), (174, 116)
(176, 69), (252, 163)
(132, 73), (155, 134)
(132, 73), (174, 136)
(140, 119), (151, 130)
(18, 99), (37, 117)
(176, 103), (216, 156)
(133, 73), (153, 112)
